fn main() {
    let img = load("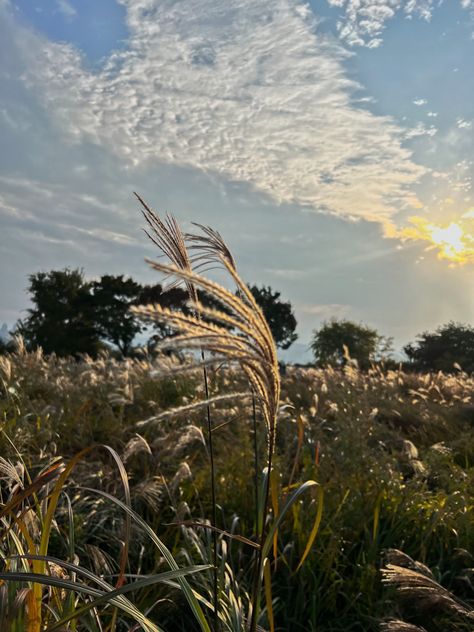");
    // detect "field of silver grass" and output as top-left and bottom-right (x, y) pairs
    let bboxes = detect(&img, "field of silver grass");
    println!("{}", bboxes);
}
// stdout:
(0, 344), (473, 631)
(0, 203), (473, 631)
